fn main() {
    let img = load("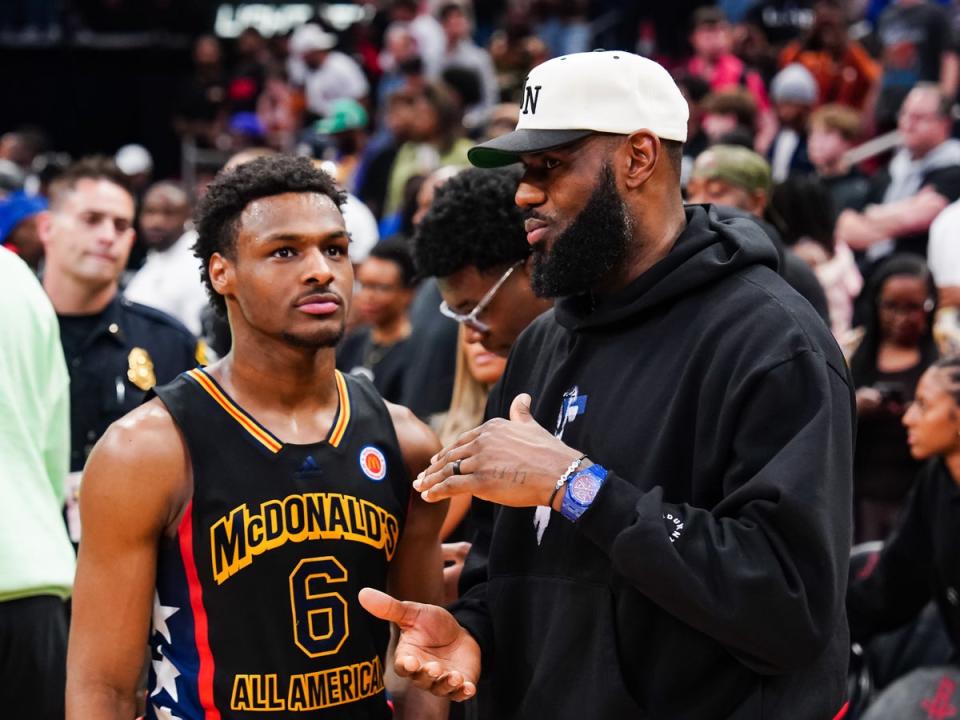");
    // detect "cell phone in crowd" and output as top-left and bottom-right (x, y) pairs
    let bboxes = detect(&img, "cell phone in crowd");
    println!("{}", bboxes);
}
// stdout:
(873, 381), (907, 406)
